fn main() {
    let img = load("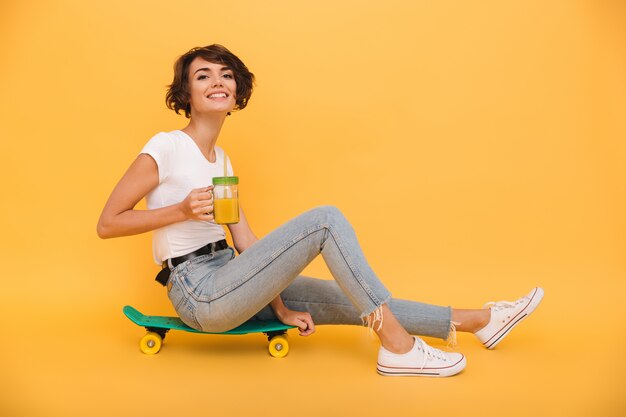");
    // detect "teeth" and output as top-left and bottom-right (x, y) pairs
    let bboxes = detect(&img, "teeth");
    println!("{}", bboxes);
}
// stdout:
(208, 93), (227, 98)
